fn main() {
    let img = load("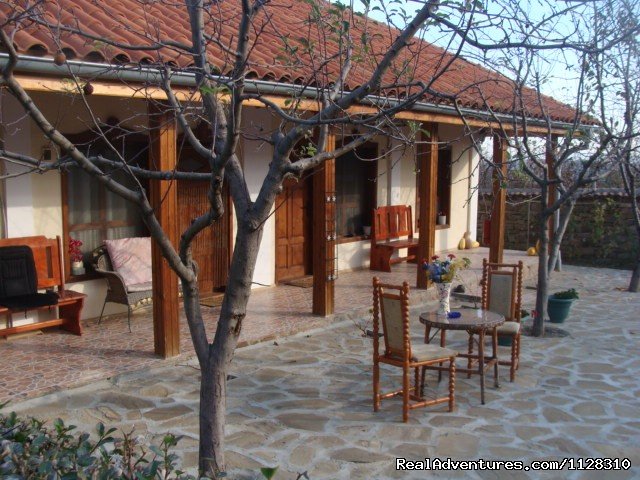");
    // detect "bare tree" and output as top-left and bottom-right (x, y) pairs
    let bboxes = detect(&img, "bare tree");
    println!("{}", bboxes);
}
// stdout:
(598, 0), (640, 291)
(464, 0), (640, 336)
(1, 0), (632, 476)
